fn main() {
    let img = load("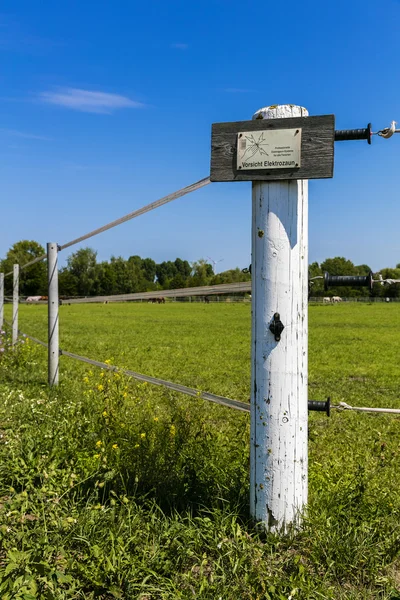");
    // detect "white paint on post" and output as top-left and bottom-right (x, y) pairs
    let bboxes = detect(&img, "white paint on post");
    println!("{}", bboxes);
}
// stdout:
(12, 264), (19, 347)
(0, 273), (4, 330)
(47, 243), (59, 386)
(250, 104), (309, 532)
